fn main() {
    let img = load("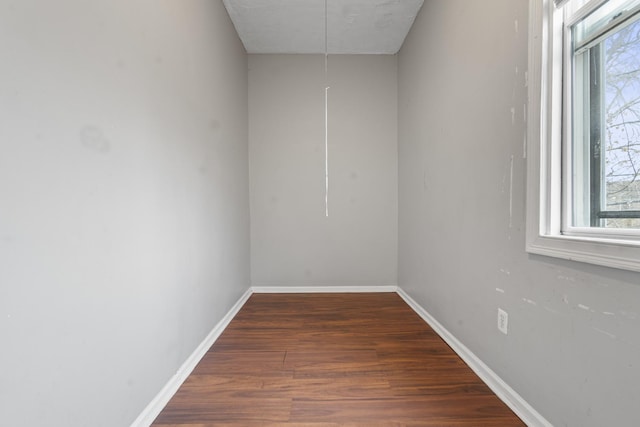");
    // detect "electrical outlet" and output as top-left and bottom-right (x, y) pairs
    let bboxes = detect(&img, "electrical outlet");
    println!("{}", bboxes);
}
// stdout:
(497, 308), (508, 335)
